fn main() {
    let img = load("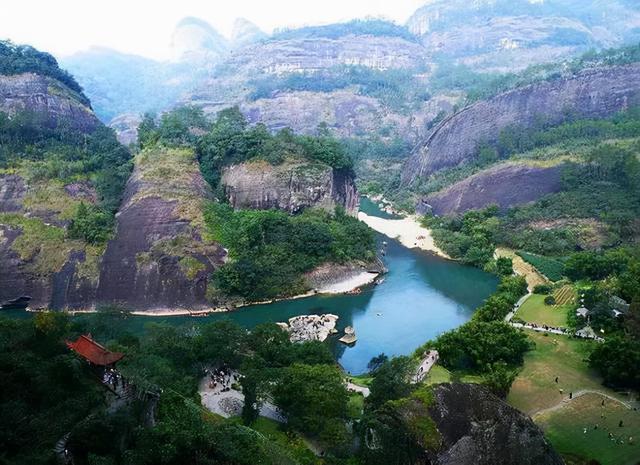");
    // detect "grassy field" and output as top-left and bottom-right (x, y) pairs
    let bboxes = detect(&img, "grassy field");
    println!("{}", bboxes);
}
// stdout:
(242, 417), (320, 464)
(516, 294), (570, 327)
(537, 393), (640, 465)
(508, 330), (640, 465)
(508, 330), (615, 414)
